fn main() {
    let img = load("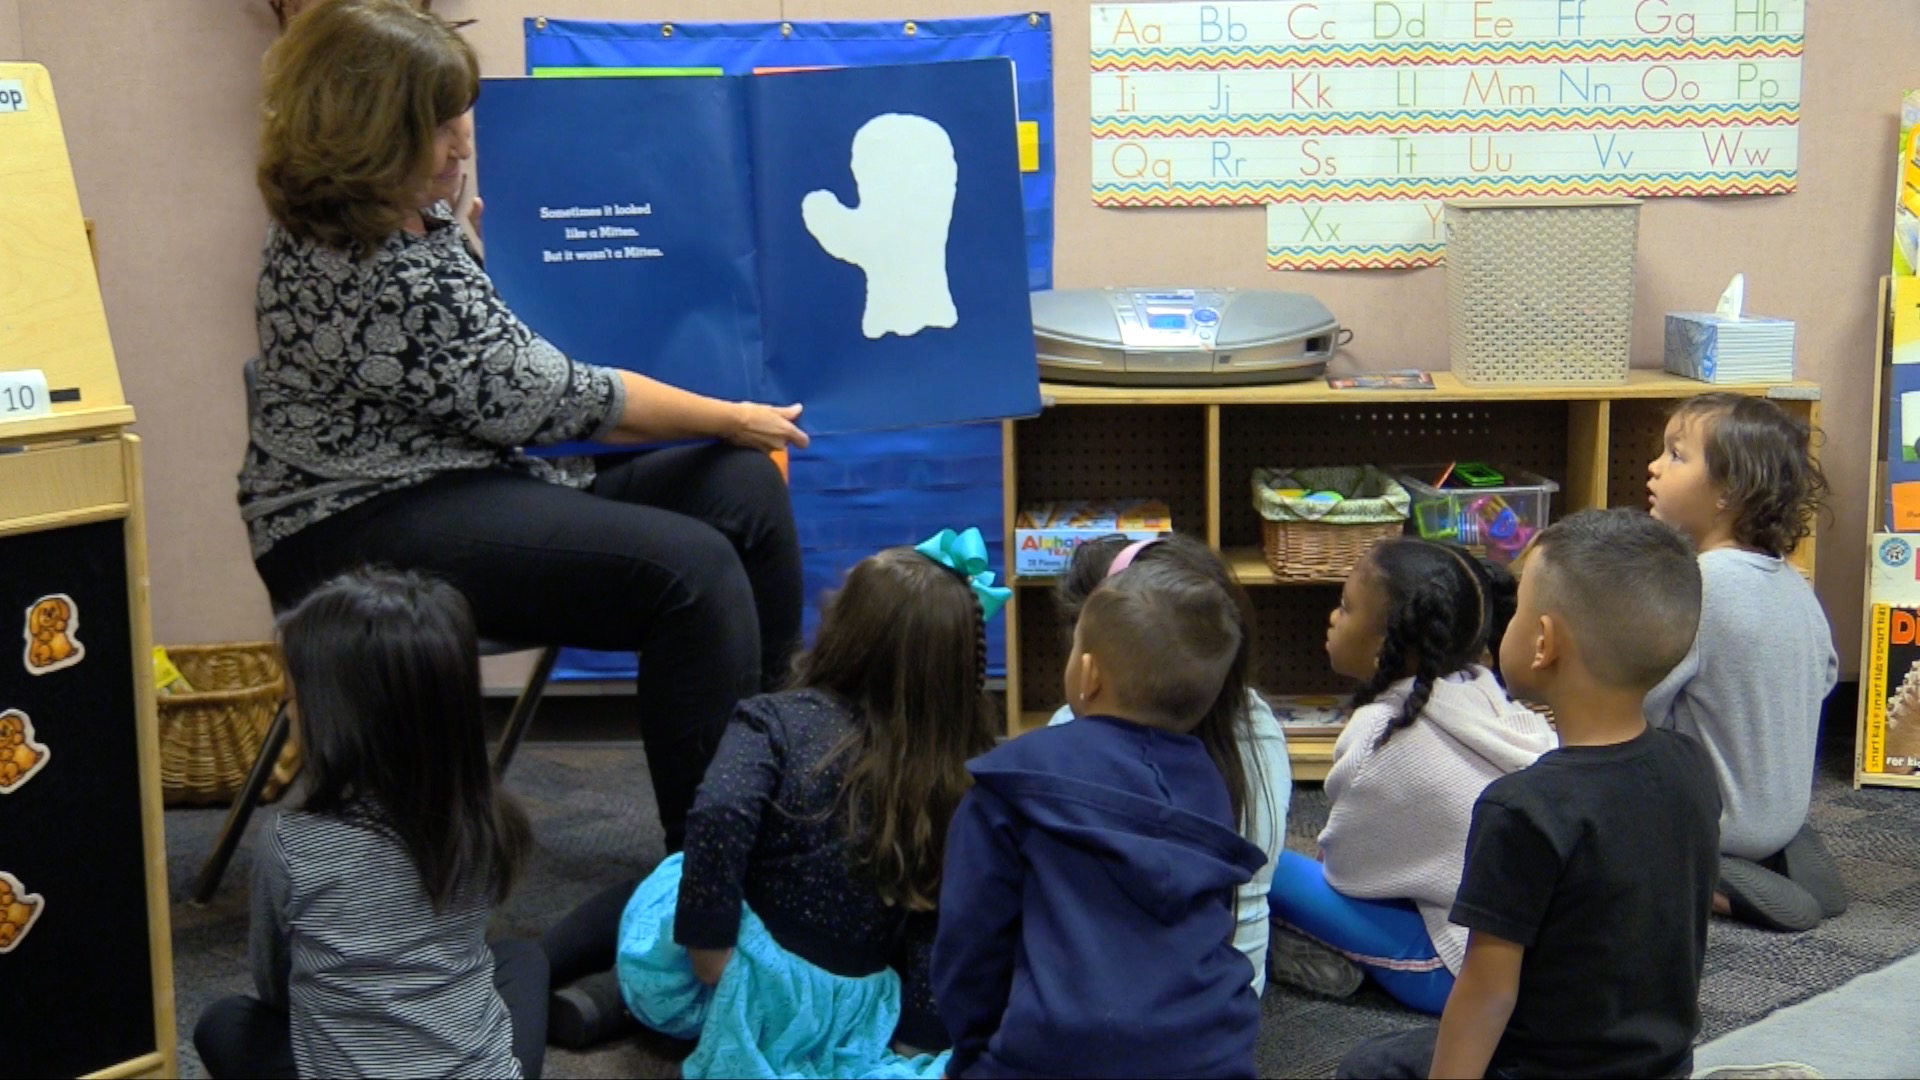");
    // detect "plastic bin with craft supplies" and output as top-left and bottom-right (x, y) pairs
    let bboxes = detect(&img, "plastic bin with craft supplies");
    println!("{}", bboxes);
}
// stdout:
(1252, 466), (1410, 581)
(1392, 463), (1559, 566)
